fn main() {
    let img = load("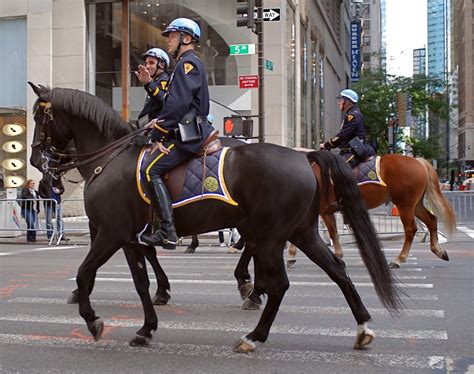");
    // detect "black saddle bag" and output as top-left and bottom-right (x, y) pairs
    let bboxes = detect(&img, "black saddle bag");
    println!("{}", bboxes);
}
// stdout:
(177, 109), (202, 144)
(348, 137), (368, 159)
